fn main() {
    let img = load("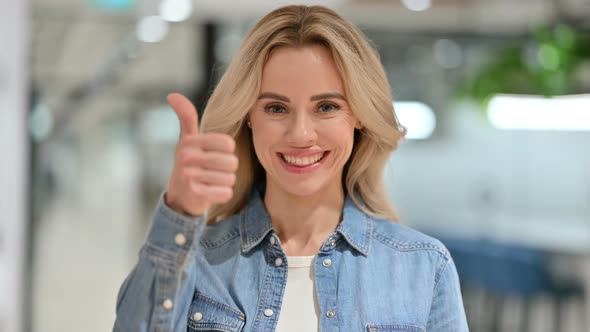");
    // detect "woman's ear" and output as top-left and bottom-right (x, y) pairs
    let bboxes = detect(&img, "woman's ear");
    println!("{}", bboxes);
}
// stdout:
(355, 120), (364, 130)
